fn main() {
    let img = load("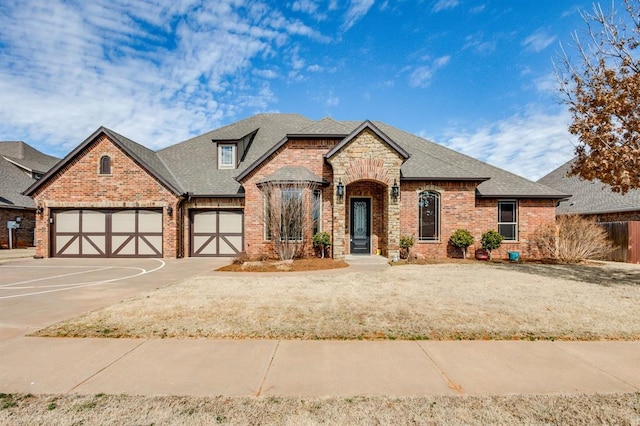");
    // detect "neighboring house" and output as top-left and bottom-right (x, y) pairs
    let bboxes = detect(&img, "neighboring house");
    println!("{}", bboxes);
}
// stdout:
(538, 158), (640, 264)
(25, 114), (567, 260)
(538, 159), (640, 222)
(0, 141), (59, 249)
